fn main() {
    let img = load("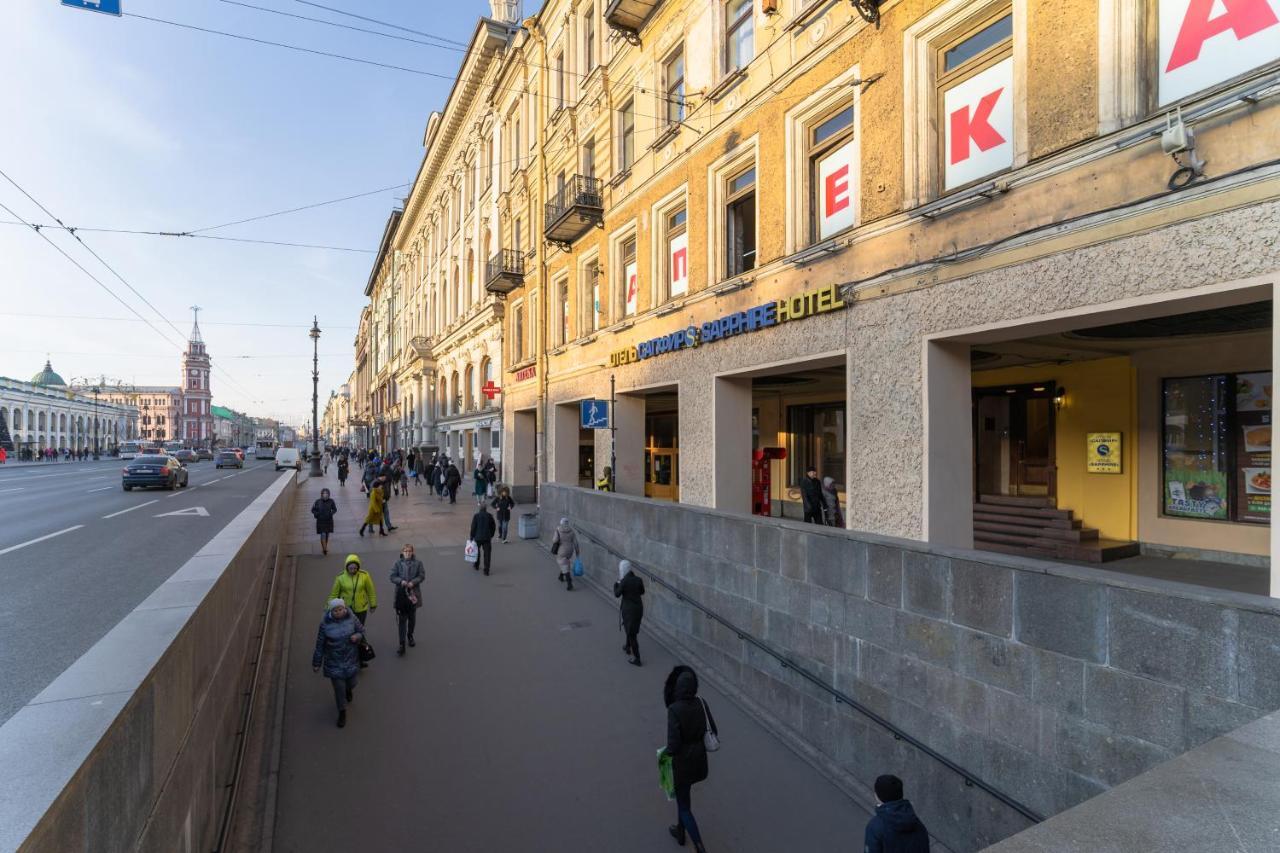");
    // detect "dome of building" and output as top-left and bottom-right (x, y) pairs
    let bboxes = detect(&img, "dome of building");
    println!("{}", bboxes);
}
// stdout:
(31, 359), (67, 388)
